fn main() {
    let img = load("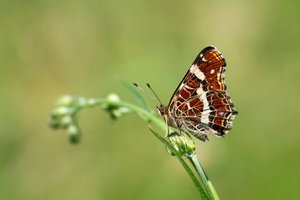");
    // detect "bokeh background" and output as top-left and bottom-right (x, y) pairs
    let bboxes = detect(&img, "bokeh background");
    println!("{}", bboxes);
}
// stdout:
(1, 0), (299, 199)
